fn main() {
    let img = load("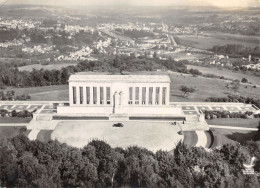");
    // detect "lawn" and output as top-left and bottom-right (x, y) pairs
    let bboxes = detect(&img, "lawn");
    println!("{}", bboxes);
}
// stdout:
(211, 128), (257, 144)
(4, 85), (69, 101)
(169, 72), (260, 102)
(0, 126), (27, 138)
(37, 130), (53, 142)
(187, 65), (260, 86)
(206, 118), (260, 128)
(210, 130), (237, 148)
(183, 131), (198, 147)
(51, 121), (183, 152)
(0, 117), (32, 123)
